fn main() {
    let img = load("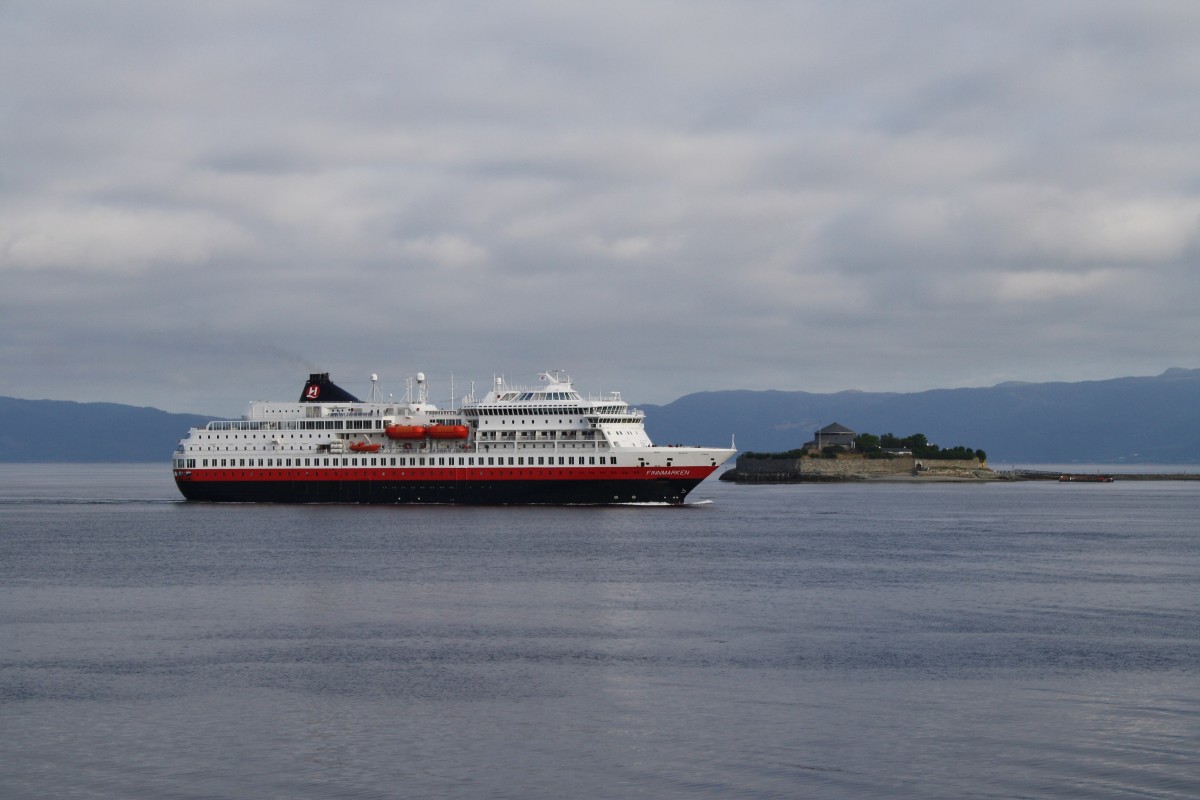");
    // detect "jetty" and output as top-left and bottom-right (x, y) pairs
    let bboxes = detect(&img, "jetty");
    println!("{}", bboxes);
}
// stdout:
(1005, 469), (1200, 482)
